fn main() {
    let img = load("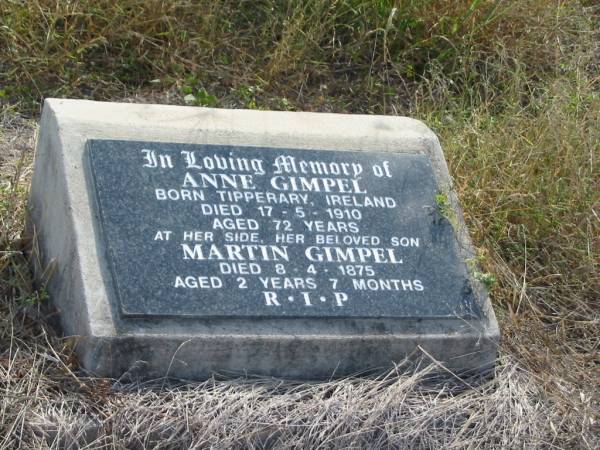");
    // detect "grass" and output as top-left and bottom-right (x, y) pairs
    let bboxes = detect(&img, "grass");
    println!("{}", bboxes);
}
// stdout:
(1, 0), (599, 448)
(1, 0), (588, 114)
